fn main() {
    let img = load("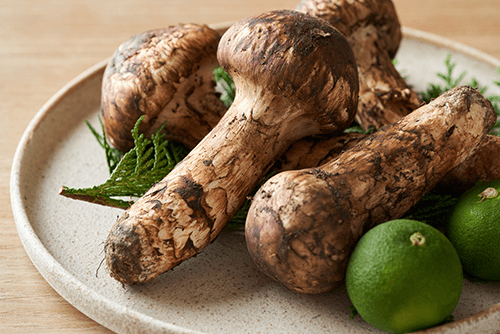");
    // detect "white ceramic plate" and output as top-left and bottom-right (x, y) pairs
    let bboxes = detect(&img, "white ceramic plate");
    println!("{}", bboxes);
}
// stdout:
(10, 24), (500, 334)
